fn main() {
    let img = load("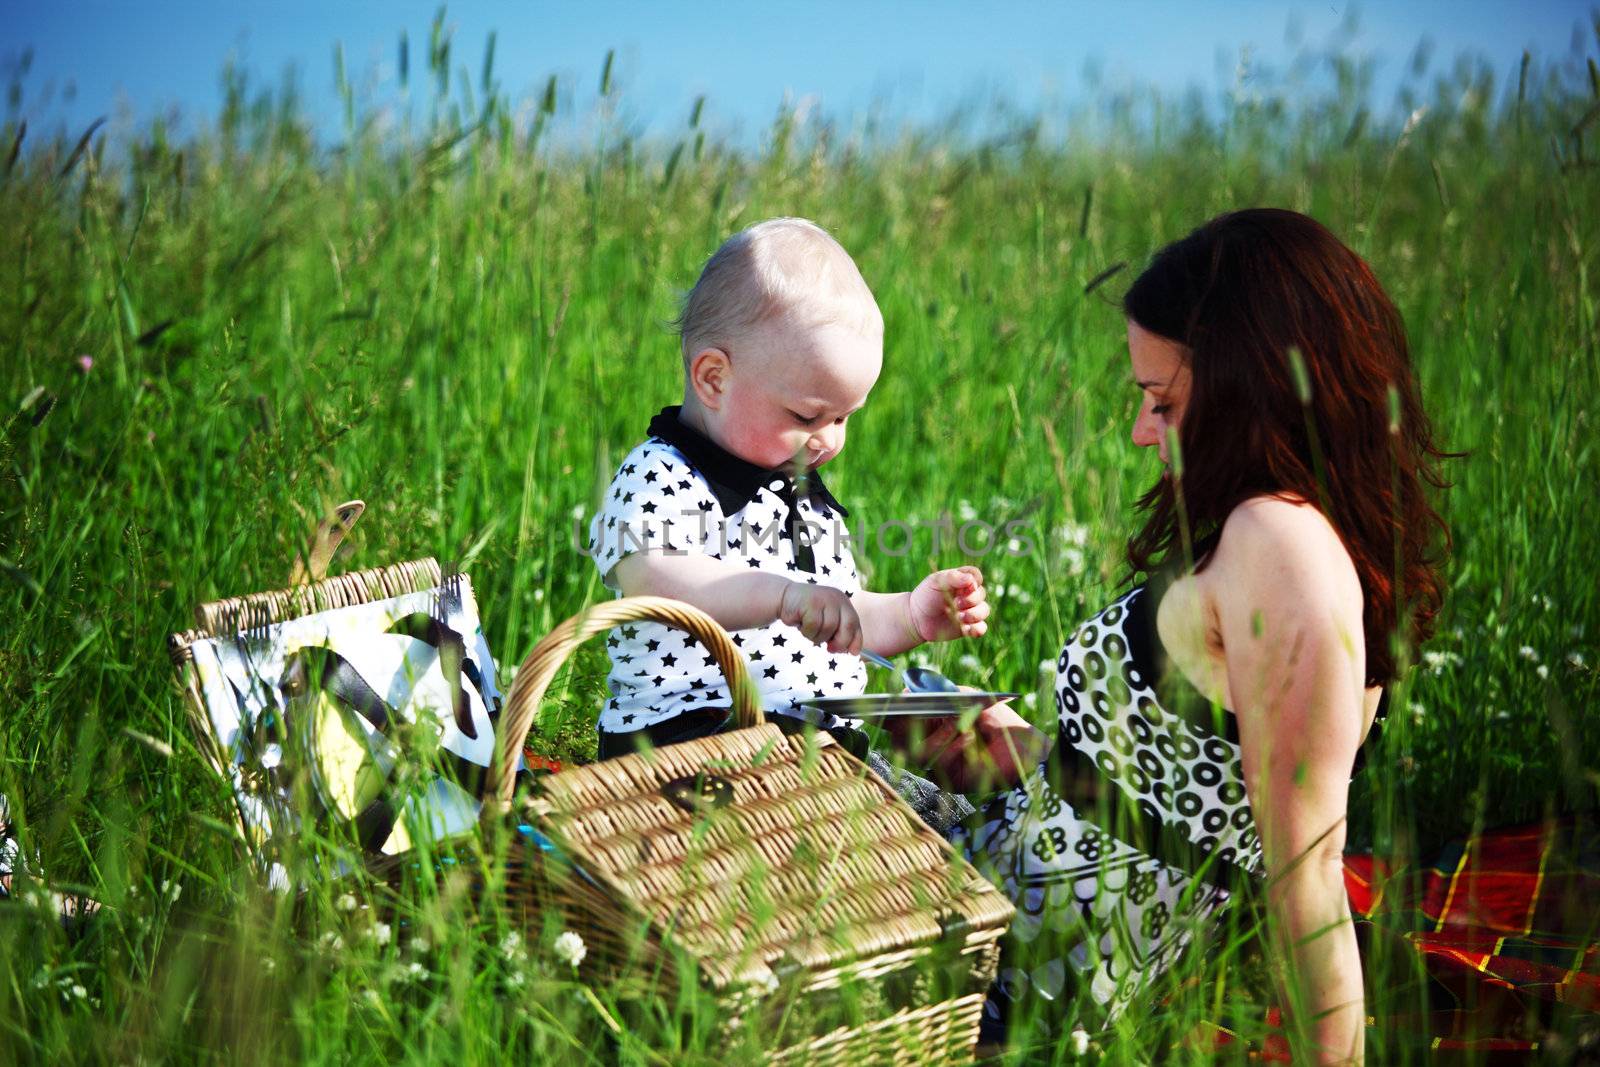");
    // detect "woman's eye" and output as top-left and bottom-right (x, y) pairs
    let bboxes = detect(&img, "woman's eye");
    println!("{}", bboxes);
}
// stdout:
(1151, 403), (1170, 416)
